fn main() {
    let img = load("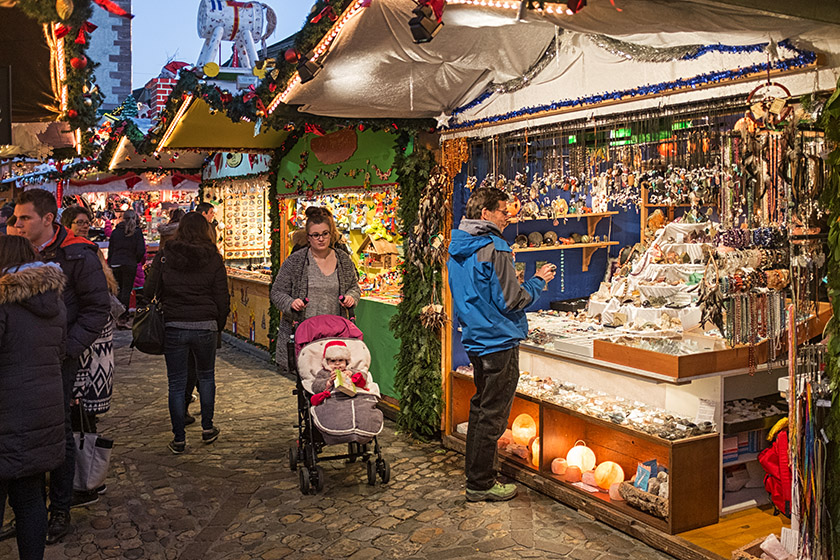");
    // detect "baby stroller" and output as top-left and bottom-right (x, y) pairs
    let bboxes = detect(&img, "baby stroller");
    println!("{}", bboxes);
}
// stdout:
(287, 315), (390, 494)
